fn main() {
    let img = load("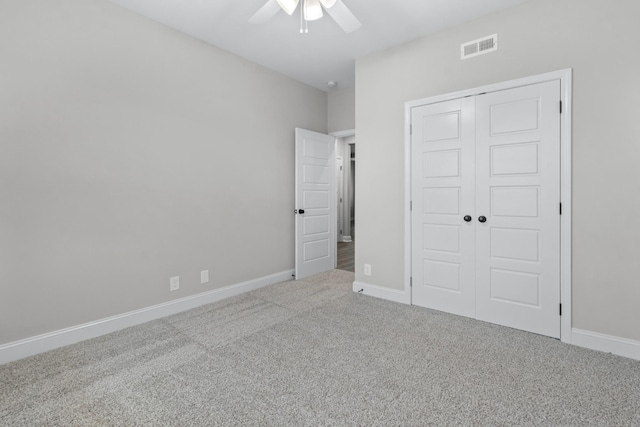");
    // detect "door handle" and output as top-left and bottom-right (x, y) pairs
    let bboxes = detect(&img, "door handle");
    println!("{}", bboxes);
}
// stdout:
(298, 209), (305, 214)
(478, 216), (487, 223)
(463, 215), (472, 222)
